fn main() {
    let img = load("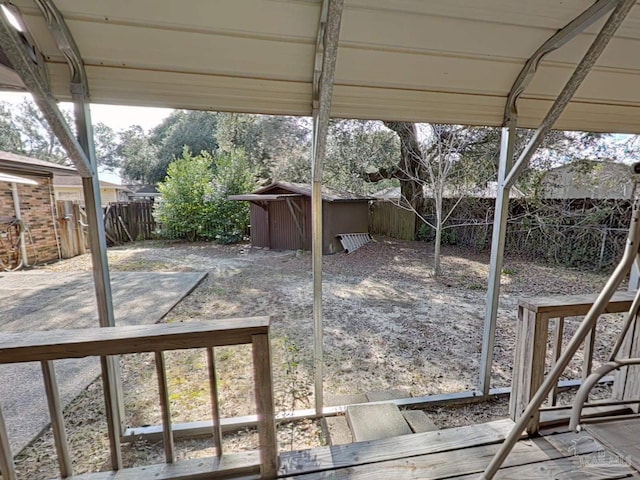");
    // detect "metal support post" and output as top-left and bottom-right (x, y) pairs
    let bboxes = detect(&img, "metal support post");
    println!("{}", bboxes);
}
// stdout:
(479, 124), (515, 396)
(311, 0), (343, 415)
(504, 0), (636, 189)
(479, 0), (634, 399)
(481, 200), (640, 478)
